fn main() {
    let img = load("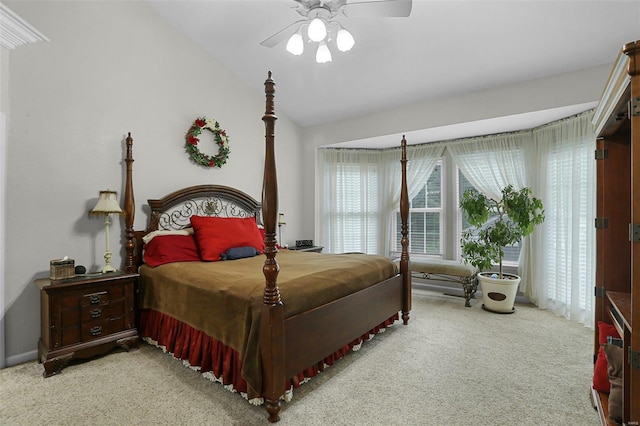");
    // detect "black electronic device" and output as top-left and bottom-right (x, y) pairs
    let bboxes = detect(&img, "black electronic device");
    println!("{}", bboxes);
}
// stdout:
(296, 240), (313, 247)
